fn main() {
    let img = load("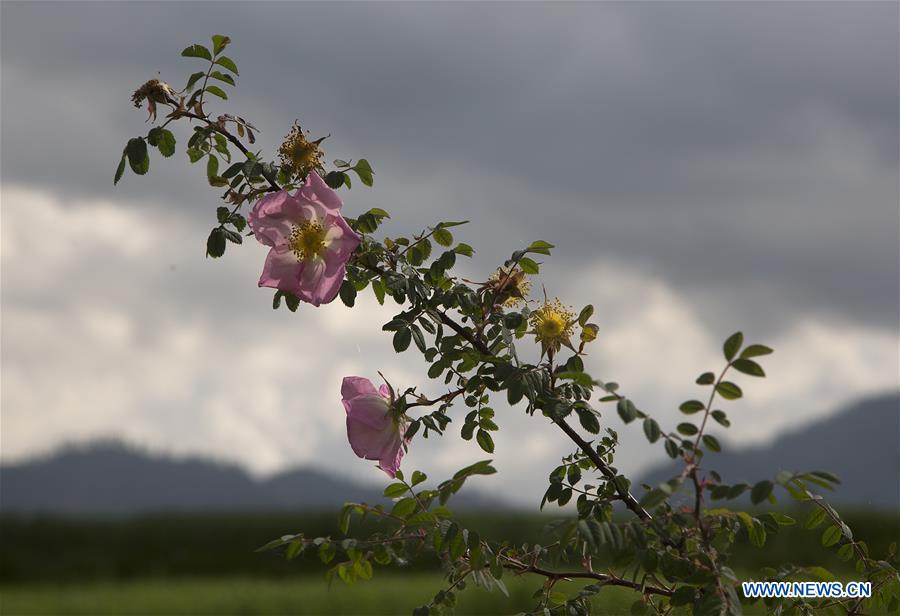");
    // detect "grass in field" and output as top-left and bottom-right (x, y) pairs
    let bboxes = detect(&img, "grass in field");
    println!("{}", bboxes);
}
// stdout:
(0, 573), (664, 616)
